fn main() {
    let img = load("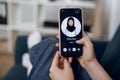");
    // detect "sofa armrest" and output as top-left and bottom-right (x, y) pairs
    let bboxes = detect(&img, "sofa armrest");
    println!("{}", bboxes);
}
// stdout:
(14, 36), (28, 64)
(92, 40), (109, 62)
(3, 64), (27, 80)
